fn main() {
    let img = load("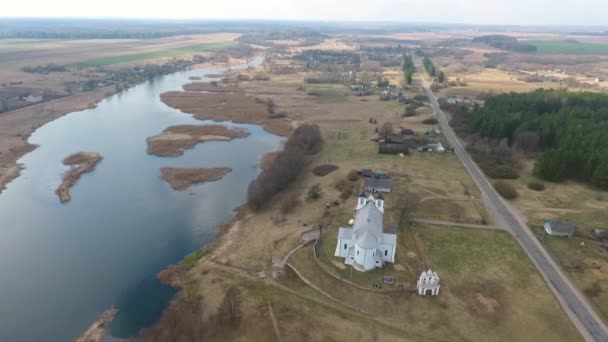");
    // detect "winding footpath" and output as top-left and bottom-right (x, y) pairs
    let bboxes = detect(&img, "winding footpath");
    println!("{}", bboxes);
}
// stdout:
(420, 74), (608, 342)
